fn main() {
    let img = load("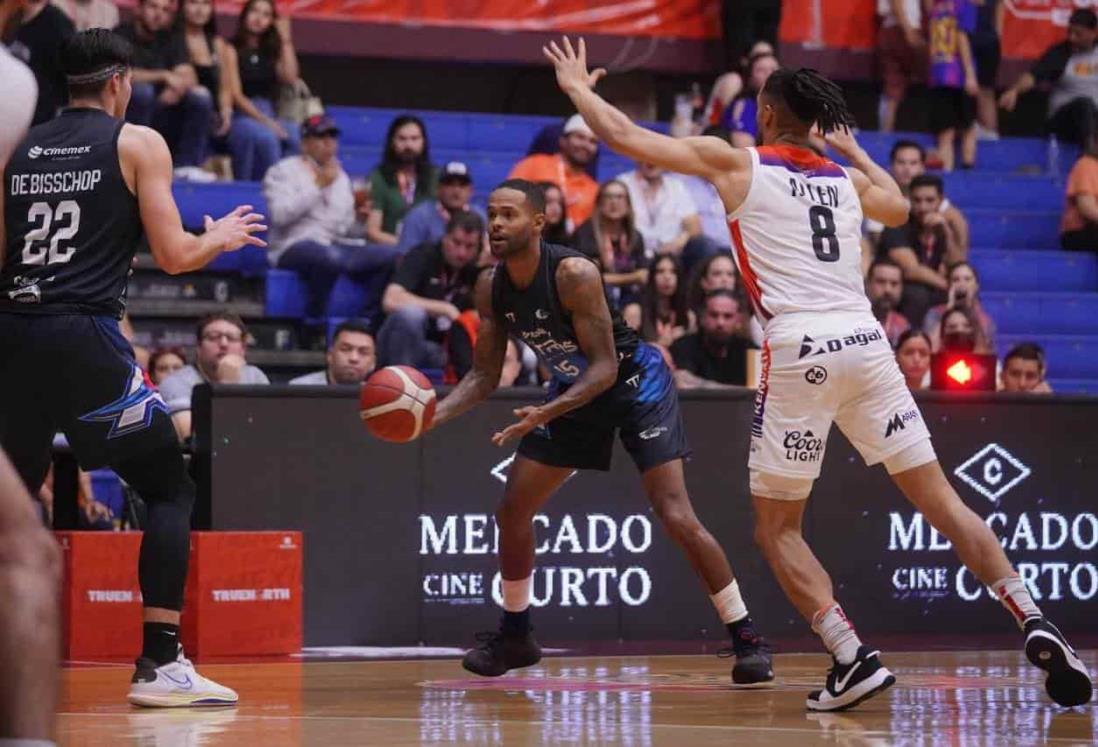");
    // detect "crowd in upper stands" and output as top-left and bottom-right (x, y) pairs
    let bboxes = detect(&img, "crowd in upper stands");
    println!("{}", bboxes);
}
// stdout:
(7, 0), (1071, 417)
